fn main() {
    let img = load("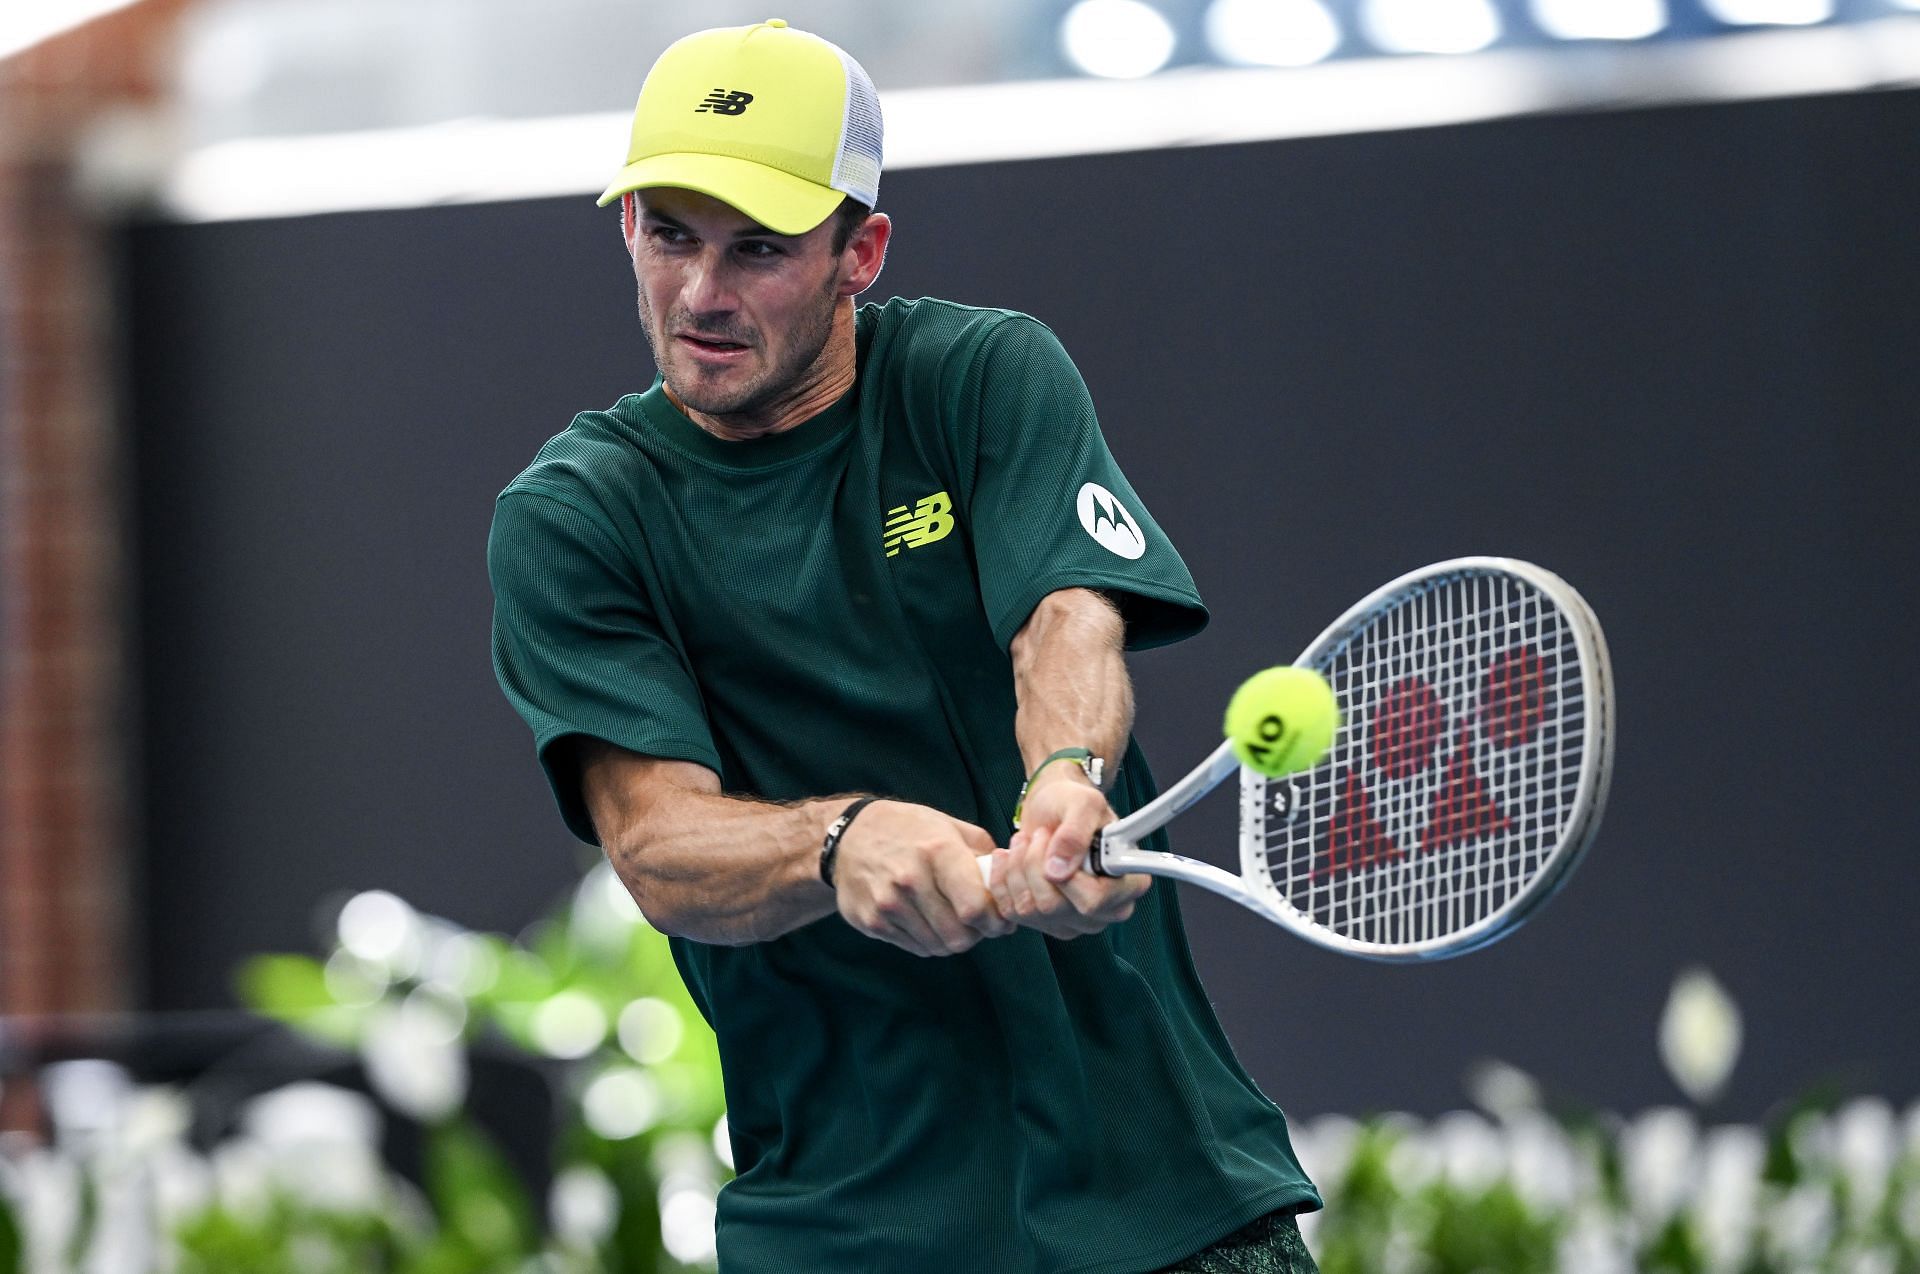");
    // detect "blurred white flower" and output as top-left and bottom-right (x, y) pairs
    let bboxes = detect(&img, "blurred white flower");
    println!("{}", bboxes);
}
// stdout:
(1466, 1058), (1542, 1122)
(114, 1087), (192, 1163)
(570, 863), (645, 956)
(1505, 1111), (1581, 1210)
(1765, 1181), (1836, 1263)
(1296, 1113), (1360, 1188)
(532, 991), (609, 1060)
(324, 949), (391, 1007)
(82, 1168), (157, 1274)
(1695, 1123), (1764, 1269)
(1659, 967), (1742, 1104)
(1621, 1106), (1697, 1225)
(211, 1138), (275, 1221)
(362, 994), (469, 1122)
(651, 1130), (717, 1187)
(1557, 1204), (1635, 1274)
(42, 1059), (131, 1151)
(1790, 1108), (1836, 1175)
(338, 889), (424, 975)
(147, 1143), (214, 1227)
(653, 1131), (722, 1265)
(1434, 1110), (1505, 1193)
(242, 1081), (388, 1213)
(1382, 1114), (1438, 1194)
(712, 1115), (735, 1172)
(658, 1184), (718, 1265)
(423, 928), (500, 997)
(1834, 1098), (1898, 1222)
(549, 1164), (619, 1247)
(16, 1147), (81, 1272)
(617, 997), (684, 1066)
(582, 1069), (661, 1141)
(1381, 1217), (1425, 1274)
(244, 1080), (380, 1149)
